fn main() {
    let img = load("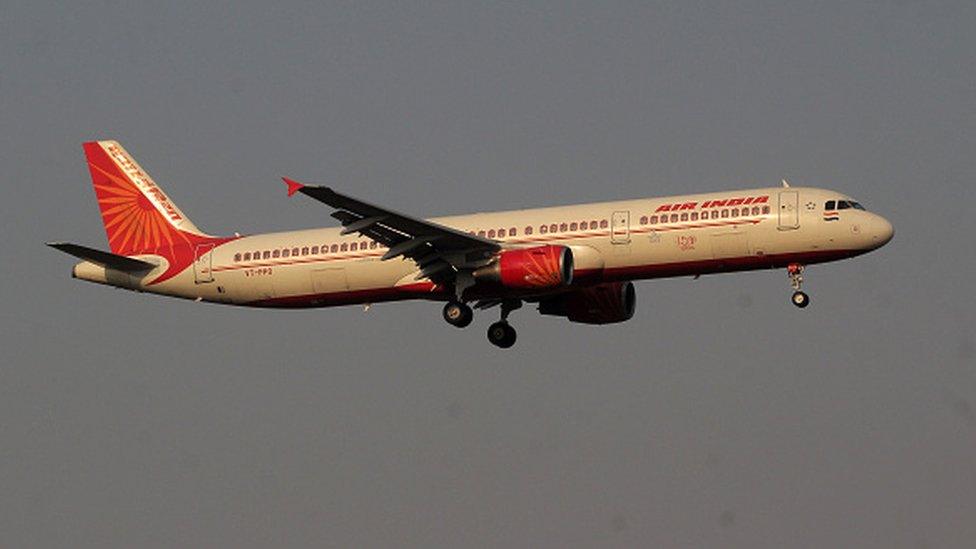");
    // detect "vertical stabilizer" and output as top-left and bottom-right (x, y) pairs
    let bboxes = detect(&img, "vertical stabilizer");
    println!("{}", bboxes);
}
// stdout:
(83, 140), (209, 256)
